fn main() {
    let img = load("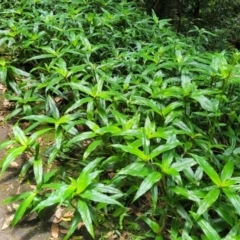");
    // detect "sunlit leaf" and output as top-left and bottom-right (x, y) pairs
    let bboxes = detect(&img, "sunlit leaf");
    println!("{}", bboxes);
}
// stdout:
(83, 139), (101, 160)
(223, 188), (240, 215)
(1, 146), (26, 176)
(117, 161), (150, 177)
(13, 125), (28, 146)
(81, 190), (123, 206)
(150, 141), (181, 159)
(77, 199), (94, 238)
(11, 192), (36, 226)
(221, 161), (234, 182)
(33, 158), (43, 186)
